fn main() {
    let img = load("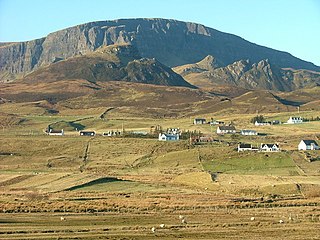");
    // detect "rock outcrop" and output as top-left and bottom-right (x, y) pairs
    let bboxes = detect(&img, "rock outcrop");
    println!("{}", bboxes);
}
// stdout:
(174, 57), (320, 91)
